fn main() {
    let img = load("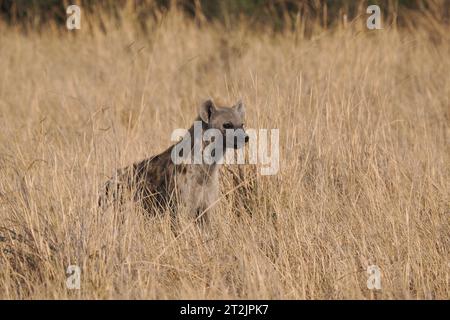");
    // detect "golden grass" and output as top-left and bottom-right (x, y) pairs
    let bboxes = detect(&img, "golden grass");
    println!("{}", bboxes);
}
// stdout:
(0, 7), (448, 299)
